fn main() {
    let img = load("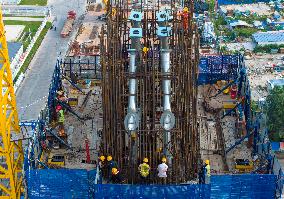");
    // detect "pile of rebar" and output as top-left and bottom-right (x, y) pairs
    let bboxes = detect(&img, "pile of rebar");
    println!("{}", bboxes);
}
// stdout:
(100, 0), (200, 183)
